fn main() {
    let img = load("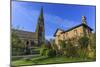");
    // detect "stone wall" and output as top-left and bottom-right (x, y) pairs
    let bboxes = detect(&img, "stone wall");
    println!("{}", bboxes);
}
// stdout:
(55, 25), (92, 49)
